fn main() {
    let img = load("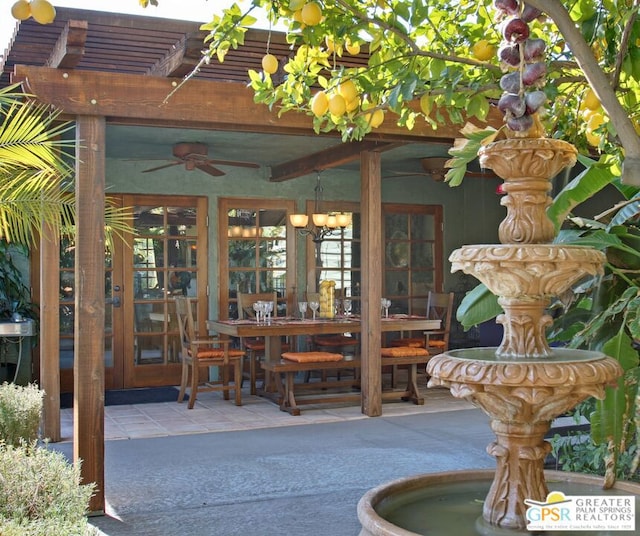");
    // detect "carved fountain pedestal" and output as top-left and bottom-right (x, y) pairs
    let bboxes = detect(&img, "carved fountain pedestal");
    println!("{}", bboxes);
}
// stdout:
(358, 138), (632, 535)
